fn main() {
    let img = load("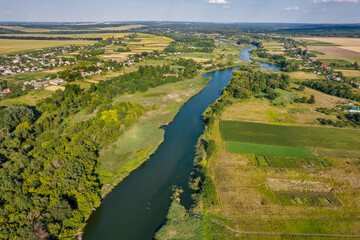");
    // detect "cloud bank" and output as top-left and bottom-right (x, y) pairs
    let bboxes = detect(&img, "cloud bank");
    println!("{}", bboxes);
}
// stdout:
(313, 0), (358, 3)
(284, 6), (300, 10)
(208, 0), (229, 4)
